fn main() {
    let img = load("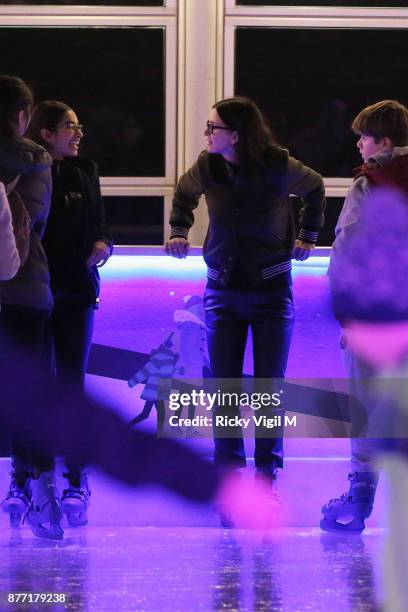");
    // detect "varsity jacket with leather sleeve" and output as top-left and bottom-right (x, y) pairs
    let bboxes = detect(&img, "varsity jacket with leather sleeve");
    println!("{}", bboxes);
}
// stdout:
(169, 148), (325, 288)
